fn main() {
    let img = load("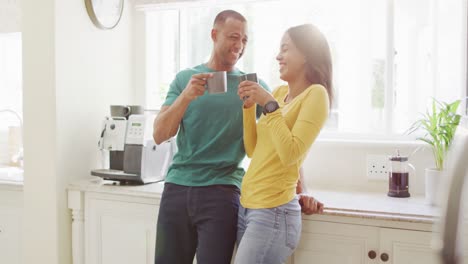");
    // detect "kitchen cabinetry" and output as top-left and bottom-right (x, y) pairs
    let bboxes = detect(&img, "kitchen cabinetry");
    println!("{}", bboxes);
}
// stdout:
(0, 186), (23, 264)
(379, 228), (438, 264)
(87, 196), (158, 264)
(293, 221), (379, 263)
(68, 181), (467, 264)
(294, 220), (440, 264)
(69, 189), (160, 264)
